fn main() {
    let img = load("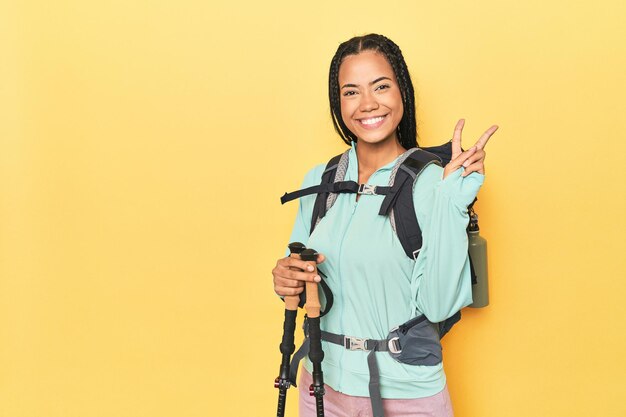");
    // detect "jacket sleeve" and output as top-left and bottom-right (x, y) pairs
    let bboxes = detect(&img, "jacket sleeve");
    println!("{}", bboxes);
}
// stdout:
(410, 164), (485, 323)
(283, 163), (326, 257)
